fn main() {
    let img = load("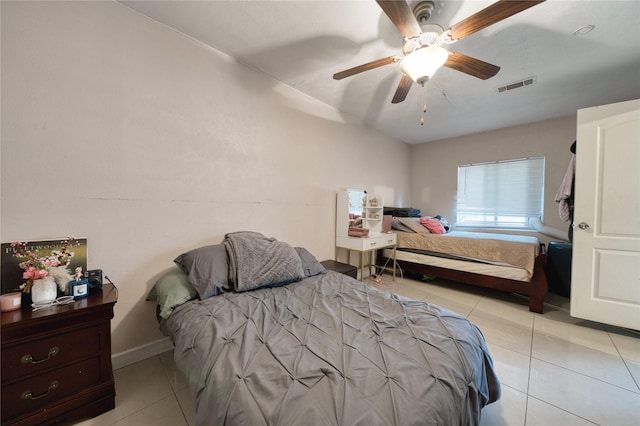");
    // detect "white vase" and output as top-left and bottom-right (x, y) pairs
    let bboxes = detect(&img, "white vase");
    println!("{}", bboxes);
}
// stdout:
(31, 276), (57, 304)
